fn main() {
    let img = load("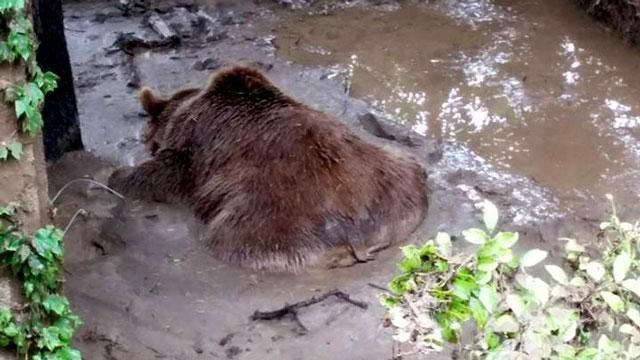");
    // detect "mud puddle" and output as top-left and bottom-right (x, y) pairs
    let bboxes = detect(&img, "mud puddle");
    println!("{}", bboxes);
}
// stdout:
(54, 0), (621, 359)
(273, 0), (640, 207)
